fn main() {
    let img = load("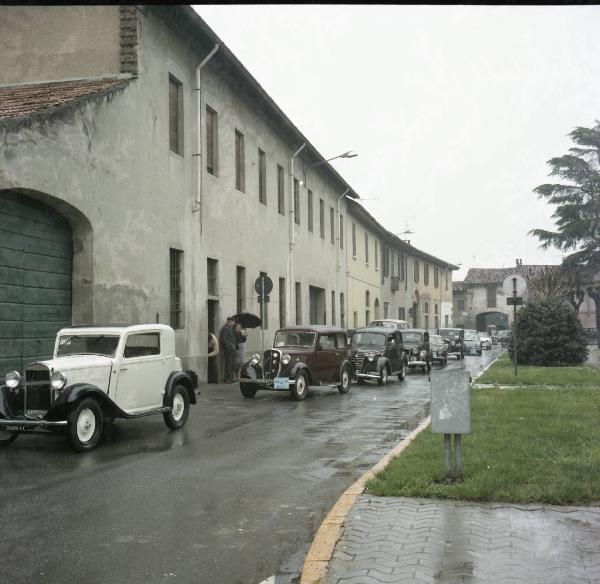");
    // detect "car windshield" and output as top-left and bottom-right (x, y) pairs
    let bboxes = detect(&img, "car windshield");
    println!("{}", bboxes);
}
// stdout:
(429, 335), (442, 344)
(465, 332), (478, 341)
(439, 329), (461, 339)
(352, 332), (386, 347)
(57, 335), (120, 357)
(403, 332), (423, 343)
(274, 331), (316, 348)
